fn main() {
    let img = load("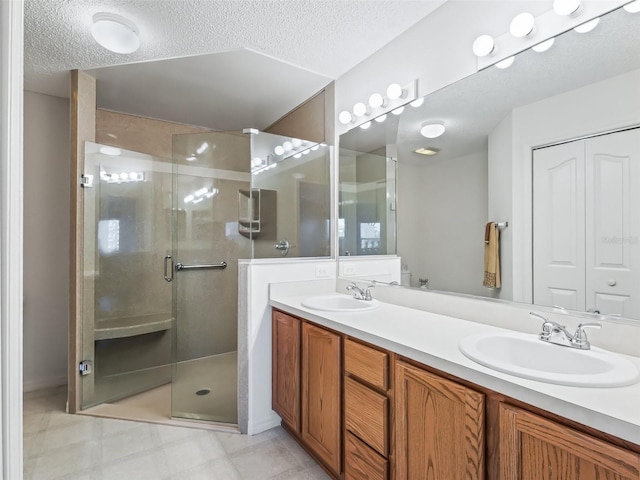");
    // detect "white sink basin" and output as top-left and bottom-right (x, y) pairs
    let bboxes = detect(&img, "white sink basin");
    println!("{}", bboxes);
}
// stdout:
(459, 331), (640, 387)
(301, 294), (380, 312)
